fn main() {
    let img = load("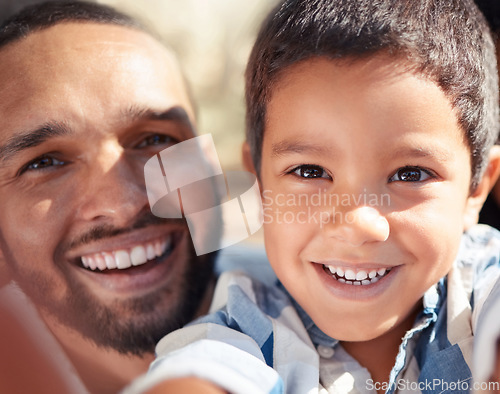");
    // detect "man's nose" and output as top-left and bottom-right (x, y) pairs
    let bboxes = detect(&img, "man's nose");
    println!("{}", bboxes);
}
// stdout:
(323, 204), (390, 247)
(75, 142), (148, 226)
